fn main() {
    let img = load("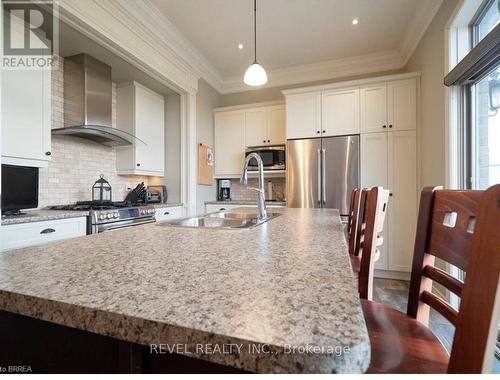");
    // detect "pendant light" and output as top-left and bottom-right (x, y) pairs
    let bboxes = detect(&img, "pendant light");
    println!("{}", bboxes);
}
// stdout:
(244, 0), (268, 86)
